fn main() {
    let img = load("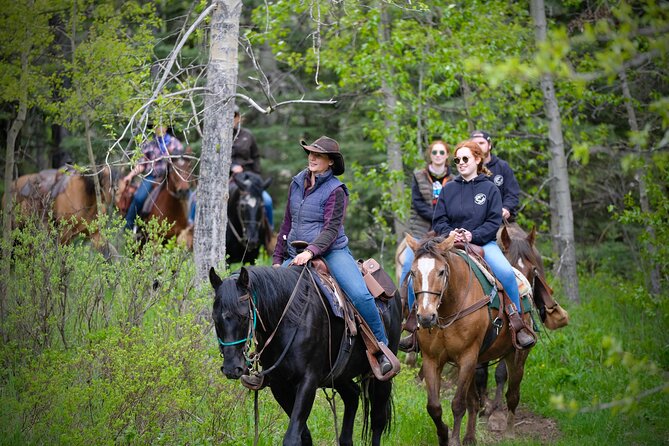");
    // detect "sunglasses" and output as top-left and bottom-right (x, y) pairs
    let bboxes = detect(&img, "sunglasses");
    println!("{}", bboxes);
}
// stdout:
(431, 150), (446, 155)
(453, 156), (471, 165)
